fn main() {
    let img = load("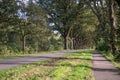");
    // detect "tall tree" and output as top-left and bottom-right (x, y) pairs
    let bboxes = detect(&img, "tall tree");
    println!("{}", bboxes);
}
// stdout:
(108, 0), (117, 55)
(86, 0), (109, 43)
(0, 0), (20, 45)
(14, 0), (47, 53)
(38, 0), (88, 49)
